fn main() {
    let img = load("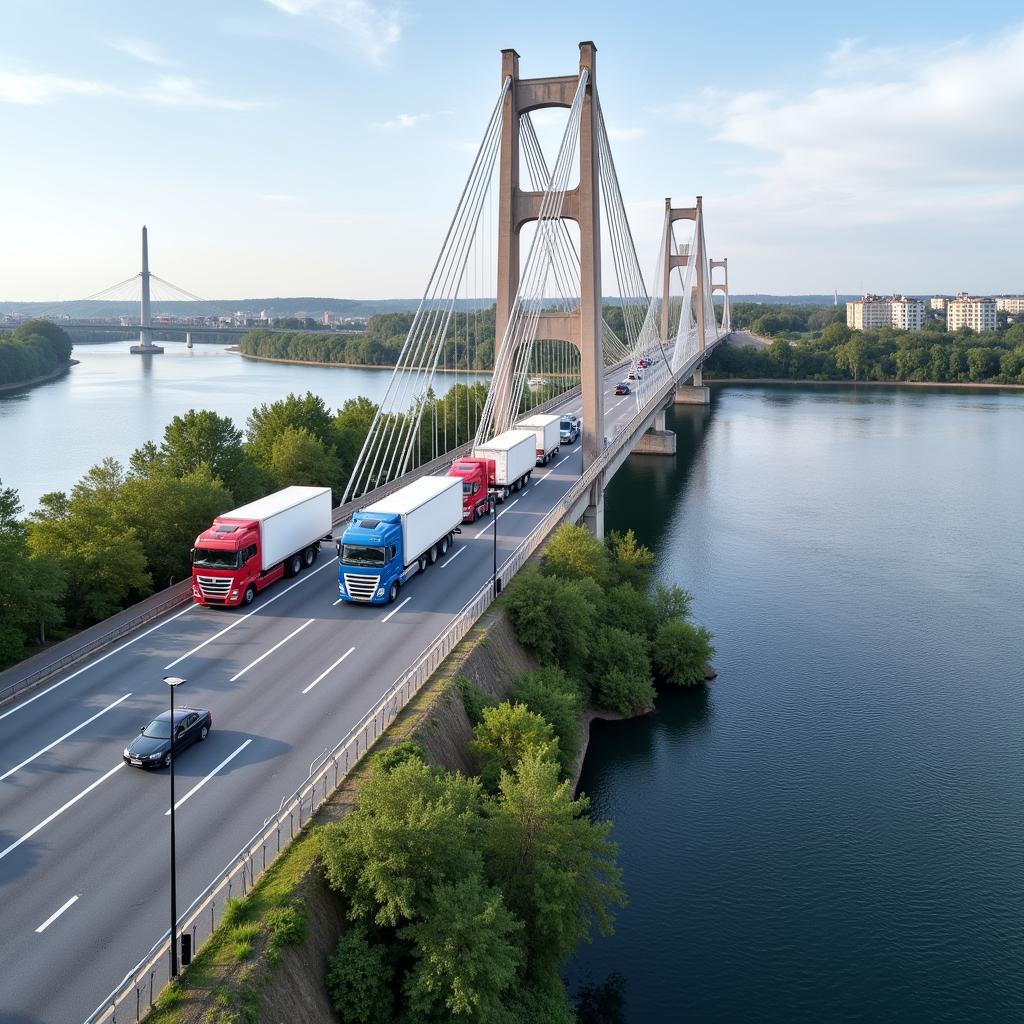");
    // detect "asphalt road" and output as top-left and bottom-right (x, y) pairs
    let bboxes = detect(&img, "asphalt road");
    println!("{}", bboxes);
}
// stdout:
(0, 370), (649, 1023)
